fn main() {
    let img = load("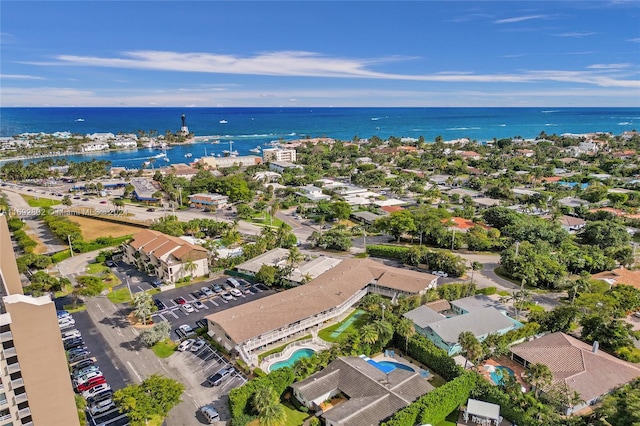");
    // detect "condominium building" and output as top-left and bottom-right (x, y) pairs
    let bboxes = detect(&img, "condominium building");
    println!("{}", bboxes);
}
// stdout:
(206, 258), (438, 365)
(262, 148), (297, 163)
(122, 229), (209, 284)
(0, 216), (79, 426)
